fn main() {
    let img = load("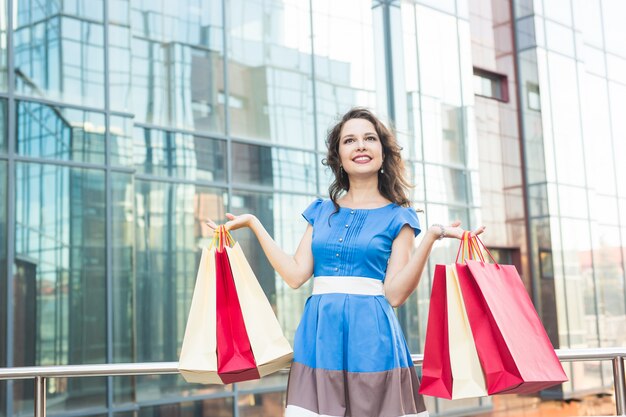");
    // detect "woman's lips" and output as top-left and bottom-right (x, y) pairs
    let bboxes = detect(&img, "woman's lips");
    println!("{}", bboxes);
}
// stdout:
(353, 156), (371, 164)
